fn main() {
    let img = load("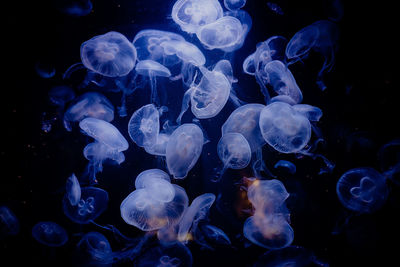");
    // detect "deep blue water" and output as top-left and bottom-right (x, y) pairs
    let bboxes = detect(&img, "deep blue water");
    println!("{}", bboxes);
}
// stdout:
(2, 0), (399, 266)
